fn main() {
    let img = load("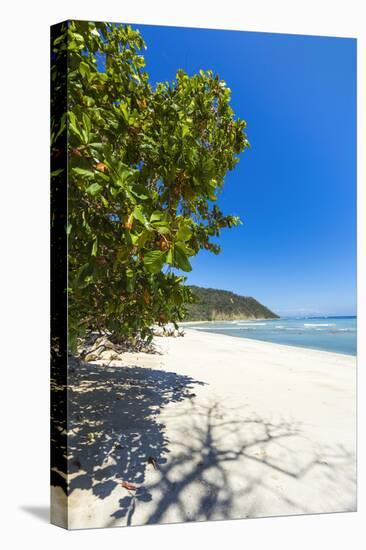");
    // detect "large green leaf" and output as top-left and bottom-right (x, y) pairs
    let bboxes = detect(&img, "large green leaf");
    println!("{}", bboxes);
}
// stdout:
(130, 184), (150, 200)
(133, 206), (148, 226)
(86, 182), (102, 196)
(91, 237), (98, 256)
(151, 220), (170, 235)
(72, 167), (94, 178)
(79, 61), (91, 80)
(176, 224), (192, 242)
(174, 244), (192, 272)
(143, 250), (167, 273)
